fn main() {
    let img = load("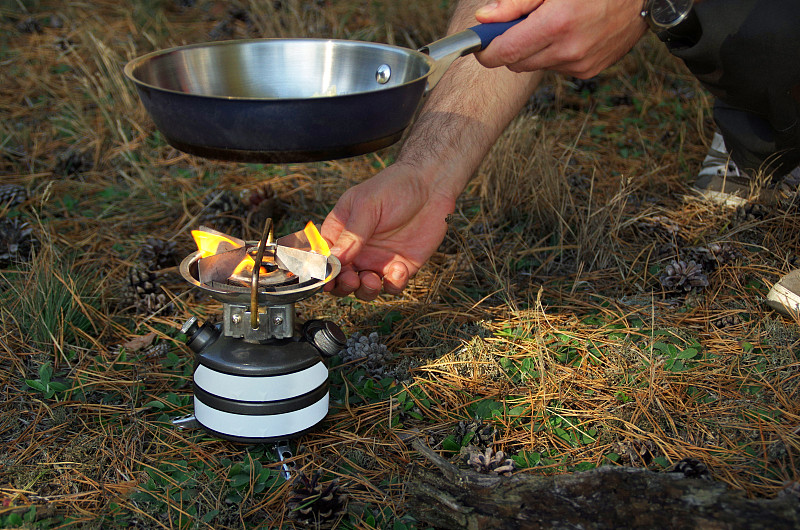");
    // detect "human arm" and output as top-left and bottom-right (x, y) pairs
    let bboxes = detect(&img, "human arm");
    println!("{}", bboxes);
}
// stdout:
(321, 0), (543, 300)
(474, 0), (648, 78)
